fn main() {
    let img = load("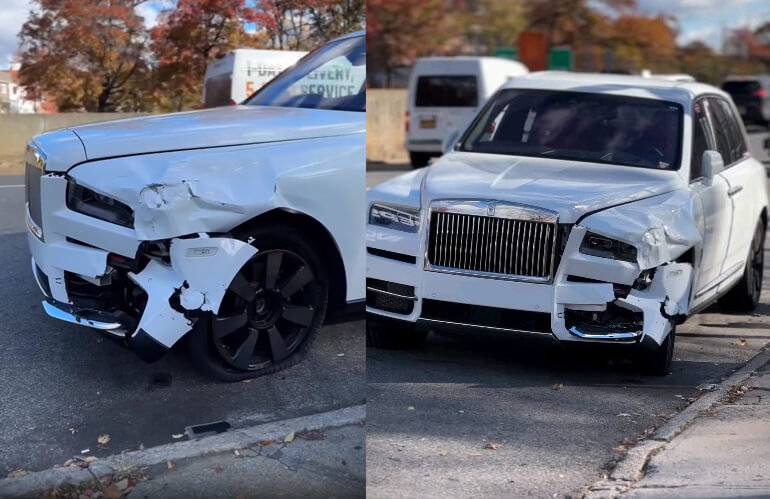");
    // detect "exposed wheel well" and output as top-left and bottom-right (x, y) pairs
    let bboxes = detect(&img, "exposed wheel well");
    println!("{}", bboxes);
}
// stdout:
(231, 209), (348, 318)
